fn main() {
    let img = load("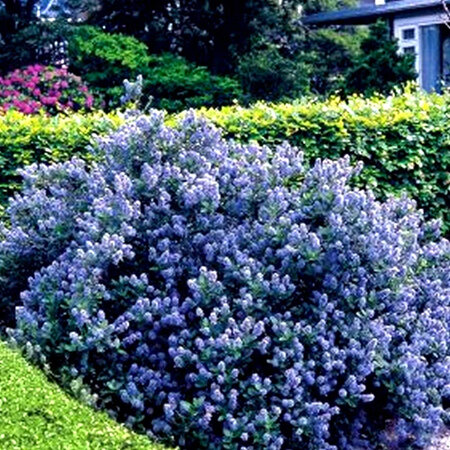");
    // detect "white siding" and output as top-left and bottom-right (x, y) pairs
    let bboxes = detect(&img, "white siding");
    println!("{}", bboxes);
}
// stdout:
(393, 12), (447, 87)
